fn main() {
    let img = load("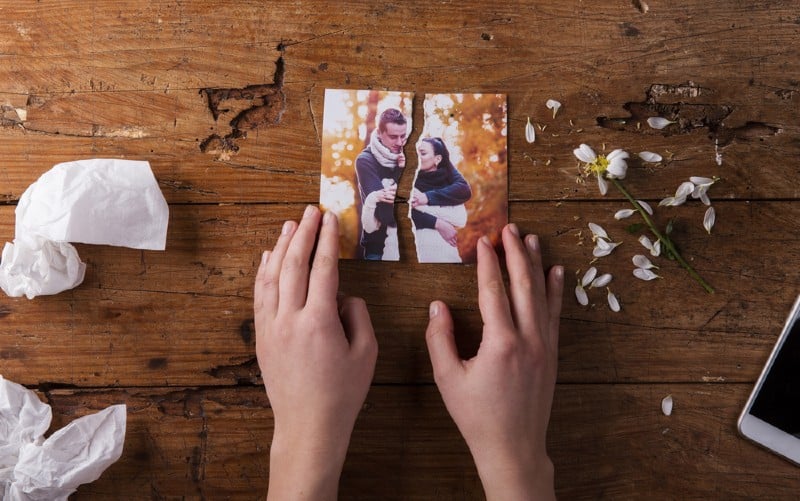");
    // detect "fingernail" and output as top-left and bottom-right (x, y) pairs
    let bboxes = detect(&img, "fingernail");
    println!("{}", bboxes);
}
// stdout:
(526, 234), (540, 252)
(323, 210), (336, 225)
(554, 265), (564, 280)
(508, 223), (520, 237)
(429, 302), (439, 318)
(480, 235), (492, 247)
(261, 250), (271, 265)
(303, 205), (317, 218)
(281, 220), (293, 235)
